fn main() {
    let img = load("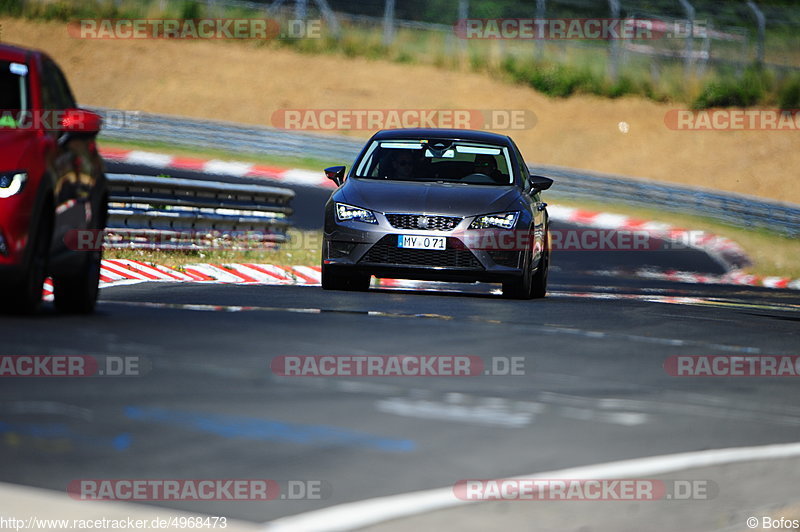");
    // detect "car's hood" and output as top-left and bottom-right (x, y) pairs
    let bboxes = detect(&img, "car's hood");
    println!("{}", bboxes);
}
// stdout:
(339, 178), (519, 216)
(0, 129), (38, 170)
